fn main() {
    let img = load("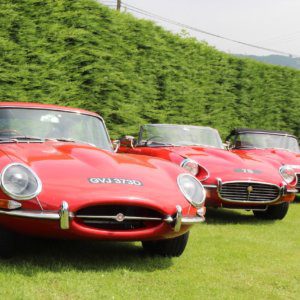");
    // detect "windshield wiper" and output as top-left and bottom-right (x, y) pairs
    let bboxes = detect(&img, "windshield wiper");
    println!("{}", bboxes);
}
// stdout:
(48, 138), (76, 143)
(11, 135), (44, 141)
(144, 141), (176, 147)
(0, 136), (44, 143)
(237, 146), (260, 150)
